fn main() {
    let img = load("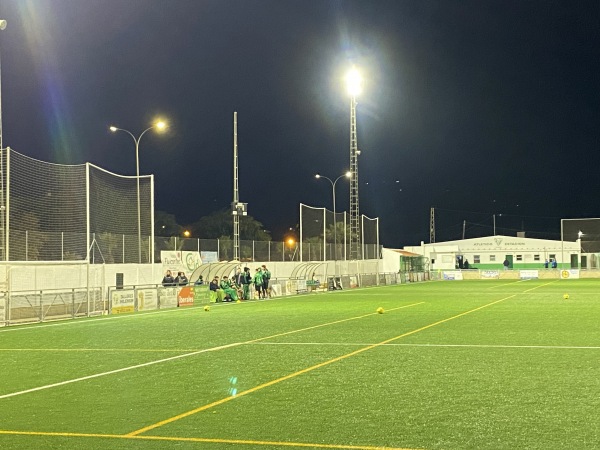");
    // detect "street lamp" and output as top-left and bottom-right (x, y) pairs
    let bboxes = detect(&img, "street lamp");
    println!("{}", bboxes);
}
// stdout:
(109, 120), (167, 263)
(315, 171), (351, 262)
